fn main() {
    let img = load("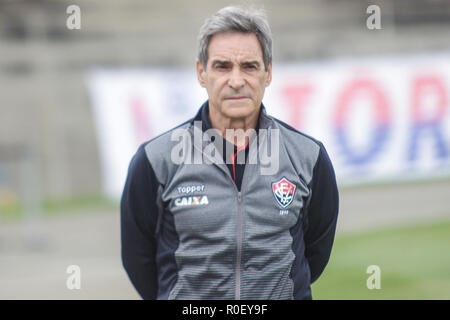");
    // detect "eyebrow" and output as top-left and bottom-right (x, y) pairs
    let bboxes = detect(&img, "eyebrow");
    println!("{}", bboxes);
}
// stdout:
(211, 60), (231, 66)
(211, 60), (261, 67)
(241, 61), (260, 68)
